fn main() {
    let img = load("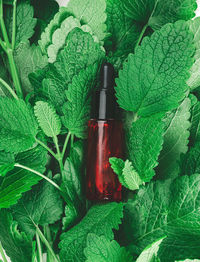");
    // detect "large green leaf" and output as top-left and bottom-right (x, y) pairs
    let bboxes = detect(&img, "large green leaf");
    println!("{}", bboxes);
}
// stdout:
(67, 0), (107, 41)
(115, 21), (194, 117)
(4, 1), (37, 47)
(14, 42), (48, 93)
(124, 0), (197, 30)
(34, 101), (61, 138)
(11, 174), (63, 238)
(187, 17), (200, 90)
(156, 98), (191, 179)
(0, 210), (32, 262)
(0, 145), (47, 208)
(59, 202), (124, 262)
(84, 233), (133, 262)
(62, 64), (98, 138)
(0, 98), (38, 153)
(122, 174), (200, 261)
(128, 115), (164, 182)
